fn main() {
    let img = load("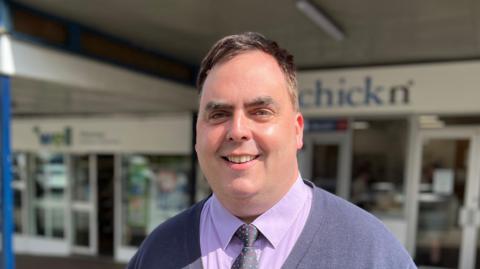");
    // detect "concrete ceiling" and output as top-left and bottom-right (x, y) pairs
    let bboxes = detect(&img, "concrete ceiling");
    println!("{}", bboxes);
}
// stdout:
(11, 77), (195, 116)
(12, 0), (480, 69)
